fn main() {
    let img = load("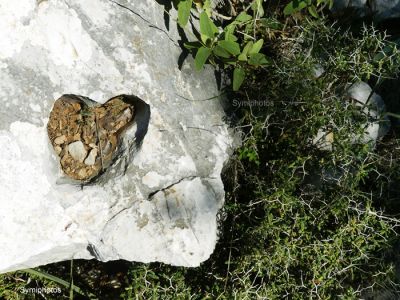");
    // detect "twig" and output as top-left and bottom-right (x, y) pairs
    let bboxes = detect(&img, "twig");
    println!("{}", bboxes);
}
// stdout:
(212, 11), (232, 20)
(94, 111), (105, 171)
